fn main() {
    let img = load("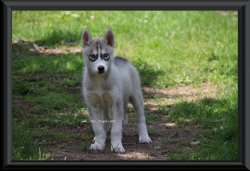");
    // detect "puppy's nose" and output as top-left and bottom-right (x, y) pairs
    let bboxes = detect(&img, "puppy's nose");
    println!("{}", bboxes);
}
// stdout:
(98, 65), (105, 74)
